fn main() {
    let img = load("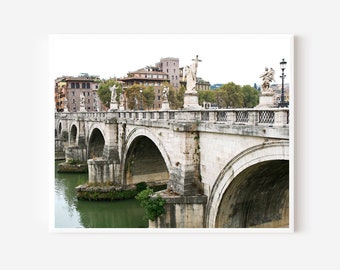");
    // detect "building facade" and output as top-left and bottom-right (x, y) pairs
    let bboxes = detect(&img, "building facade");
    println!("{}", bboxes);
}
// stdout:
(120, 66), (170, 109)
(155, 57), (180, 89)
(55, 74), (102, 112)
